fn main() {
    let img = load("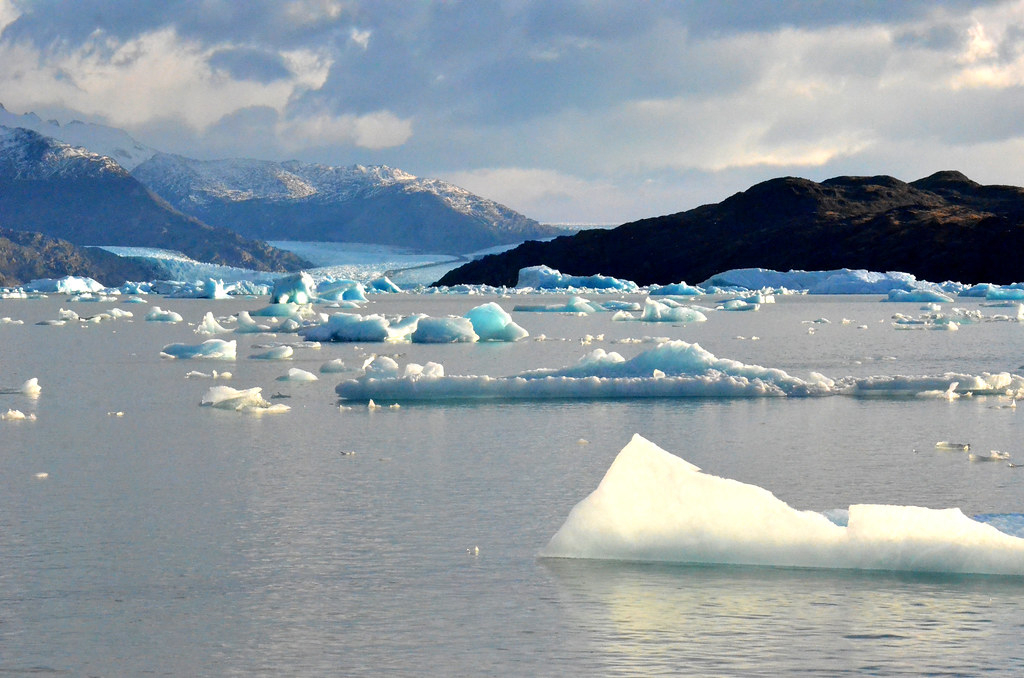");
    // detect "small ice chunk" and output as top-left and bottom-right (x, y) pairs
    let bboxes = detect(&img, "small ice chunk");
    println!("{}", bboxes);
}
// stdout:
(320, 358), (347, 373)
(146, 306), (183, 323)
(277, 367), (318, 382)
(161, 339), (237, 360)
(252, 345), (294, 360)
(935, 441), (970, 451)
